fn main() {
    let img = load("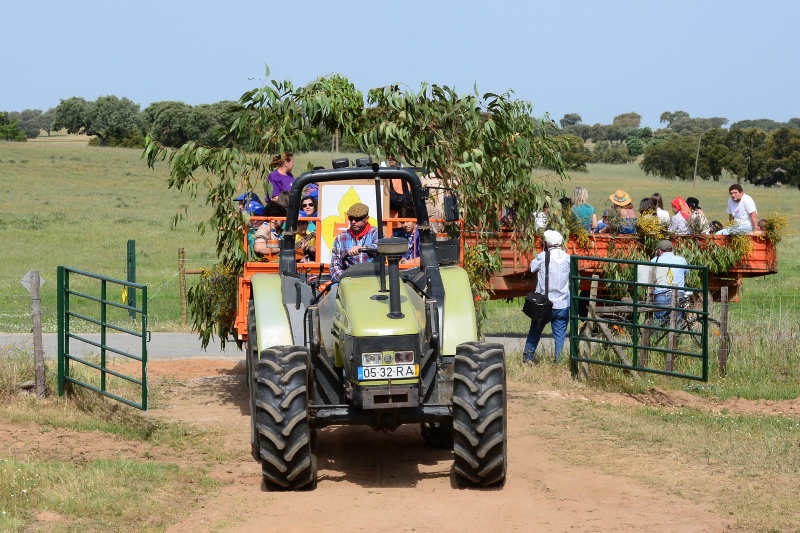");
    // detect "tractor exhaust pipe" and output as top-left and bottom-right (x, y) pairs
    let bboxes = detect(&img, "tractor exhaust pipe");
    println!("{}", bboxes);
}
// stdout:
(377, 238), (408, 319)
(387, 256), (403, 319)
